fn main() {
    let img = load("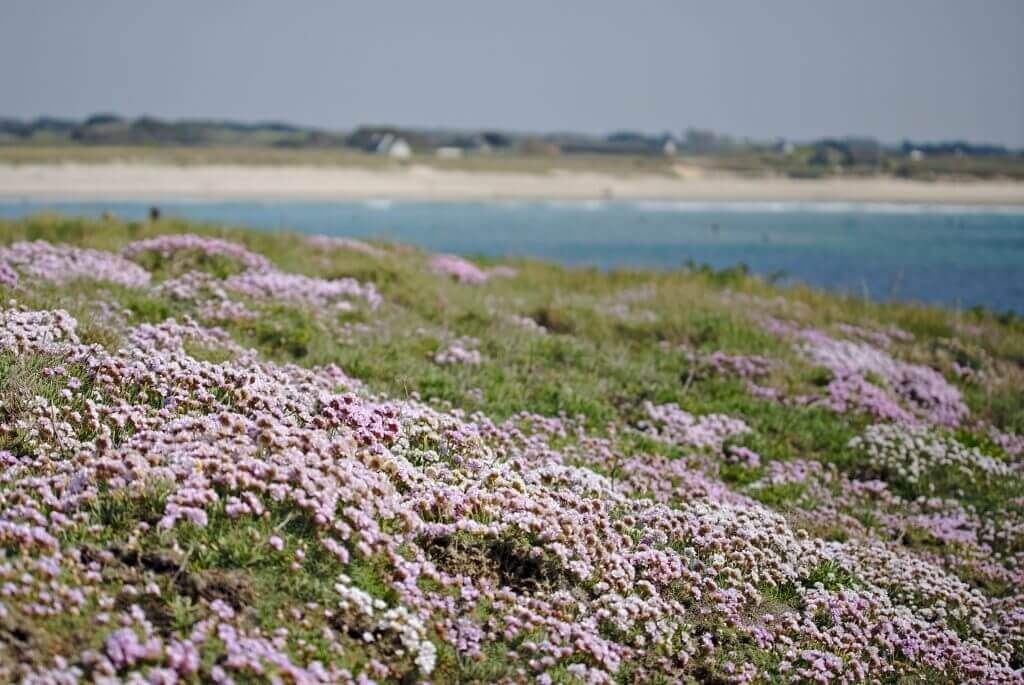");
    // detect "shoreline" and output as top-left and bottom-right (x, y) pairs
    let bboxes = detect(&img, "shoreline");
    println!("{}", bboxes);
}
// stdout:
(2, 162), (1024, 205)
